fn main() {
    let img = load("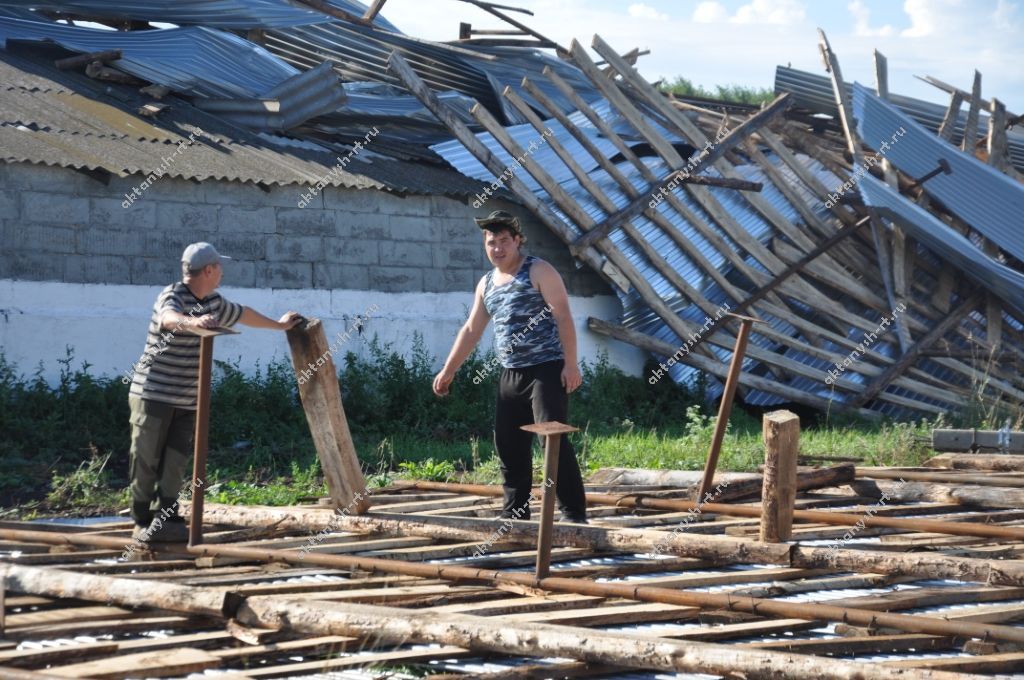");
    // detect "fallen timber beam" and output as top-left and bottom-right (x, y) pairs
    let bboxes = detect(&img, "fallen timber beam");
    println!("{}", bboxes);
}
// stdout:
(926, 454), (1024, 472)
(0, 565), (975, 680)
(850, 479), (1024, 509)
(188, 505), (1024, 588)
(403, 481), (1024, 543)
(857, 467), (1024, 488)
